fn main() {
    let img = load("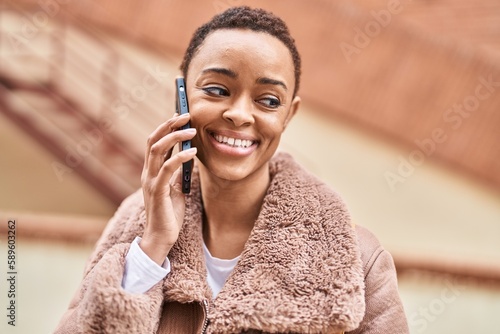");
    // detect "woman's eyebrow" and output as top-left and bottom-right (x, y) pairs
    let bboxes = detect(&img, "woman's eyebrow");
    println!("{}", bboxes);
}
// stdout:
(201, 67), (238, 78)
(256, 77), (288, 91)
